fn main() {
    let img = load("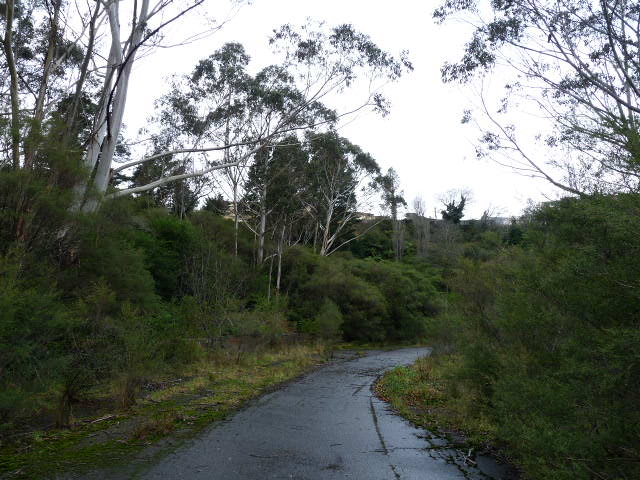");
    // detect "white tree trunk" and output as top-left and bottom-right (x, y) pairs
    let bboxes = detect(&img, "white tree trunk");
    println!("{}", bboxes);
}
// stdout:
(233, 181), (239, 256)
(257, 185), (267, 265)
(81, 0), (150, 212)
(319, 204), (334, 256)
(276, 222), (285, 295)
